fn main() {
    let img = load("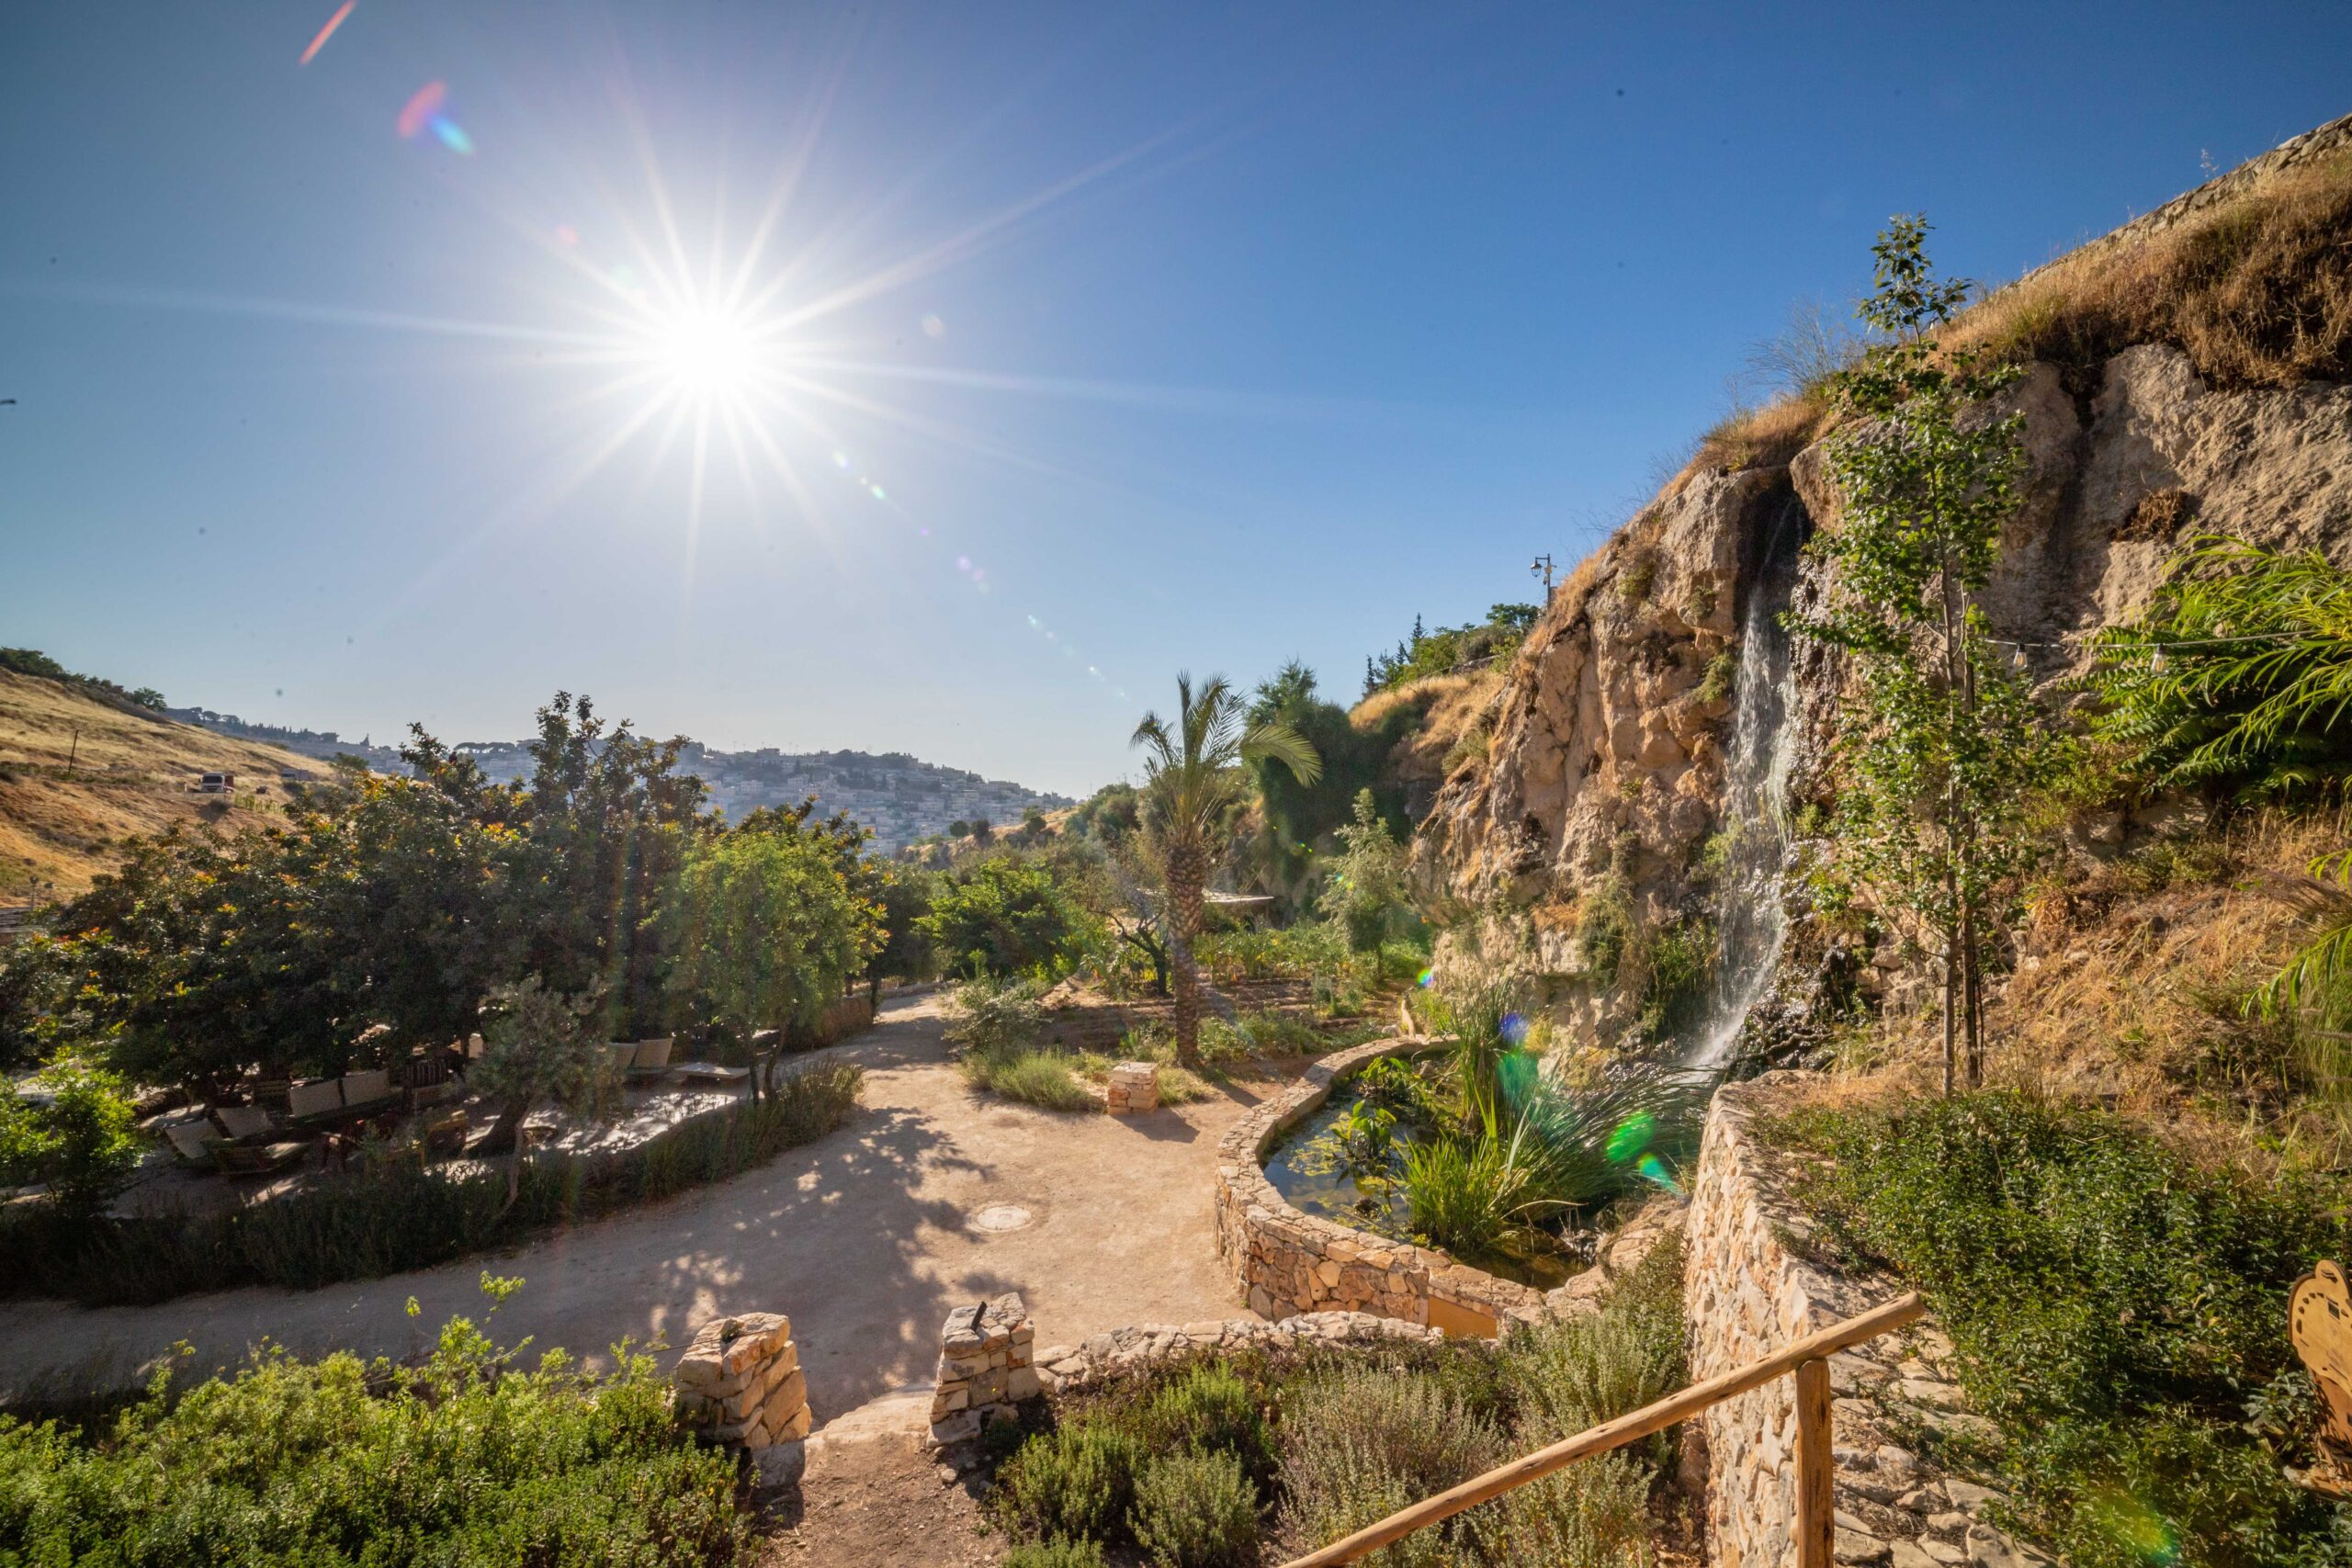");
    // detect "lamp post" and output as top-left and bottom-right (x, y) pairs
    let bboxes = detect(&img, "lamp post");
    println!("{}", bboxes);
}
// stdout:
(1530, 554), (1555, 596)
